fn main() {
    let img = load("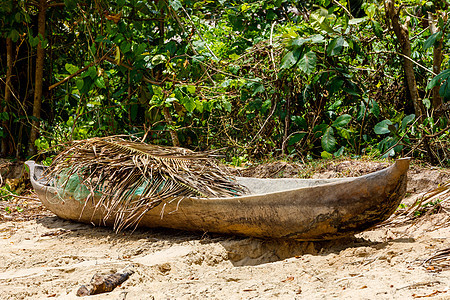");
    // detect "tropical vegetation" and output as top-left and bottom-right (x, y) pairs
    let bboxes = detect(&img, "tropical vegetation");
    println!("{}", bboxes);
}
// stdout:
(1, 0), (449, 165)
